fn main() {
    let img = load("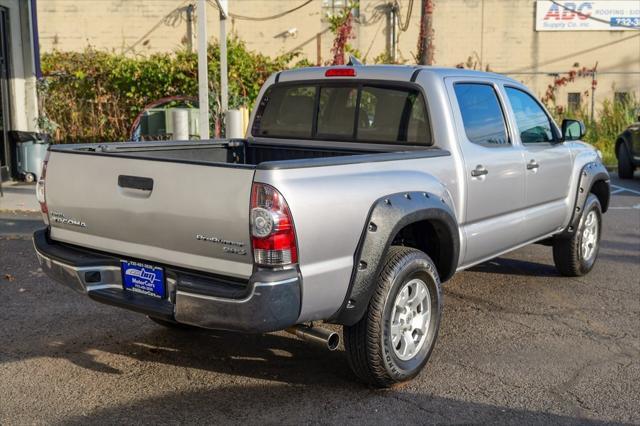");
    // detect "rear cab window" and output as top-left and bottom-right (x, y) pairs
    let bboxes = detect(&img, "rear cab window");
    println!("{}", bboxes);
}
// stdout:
(252, 82), (432, 146)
